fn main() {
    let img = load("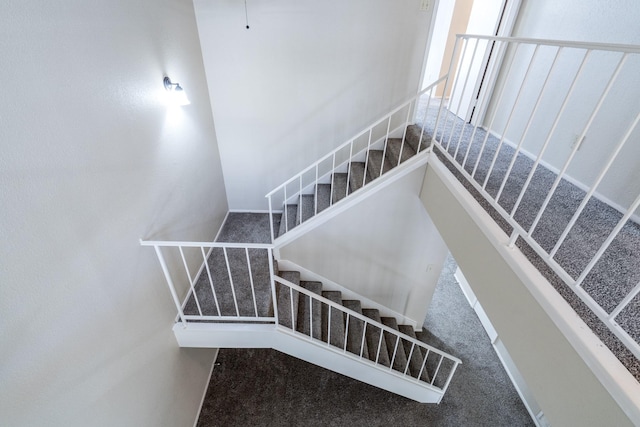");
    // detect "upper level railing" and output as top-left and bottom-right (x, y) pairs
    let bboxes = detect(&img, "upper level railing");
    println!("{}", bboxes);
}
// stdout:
(265, 76), (448, 242)
(432, 34), (640, 362)
(140, 238), (460, 395)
